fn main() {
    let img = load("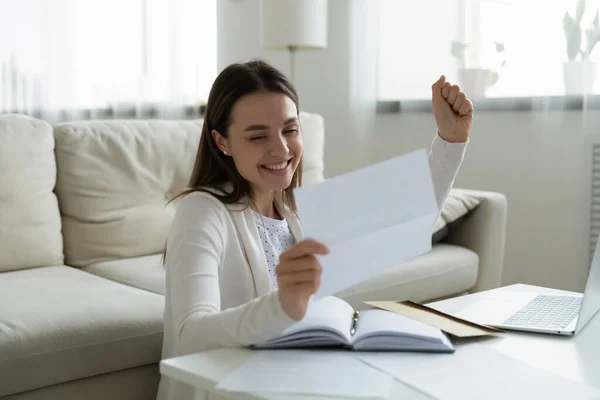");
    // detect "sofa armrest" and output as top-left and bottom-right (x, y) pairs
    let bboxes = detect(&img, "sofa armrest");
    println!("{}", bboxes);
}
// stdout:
(445, 188), (507, 292)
